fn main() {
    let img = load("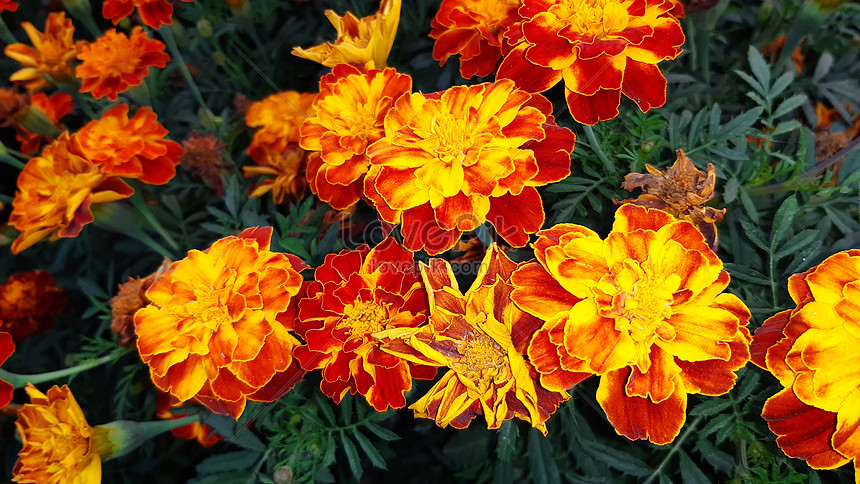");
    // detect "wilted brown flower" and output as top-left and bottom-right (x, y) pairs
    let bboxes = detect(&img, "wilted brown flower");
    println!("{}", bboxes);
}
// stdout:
(179, 132), (230, 194)
(0, 87), (27, 128)
(617, 150), (725, 249)
(109, 259), (171, 346)
(0, 270), (65, 340)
